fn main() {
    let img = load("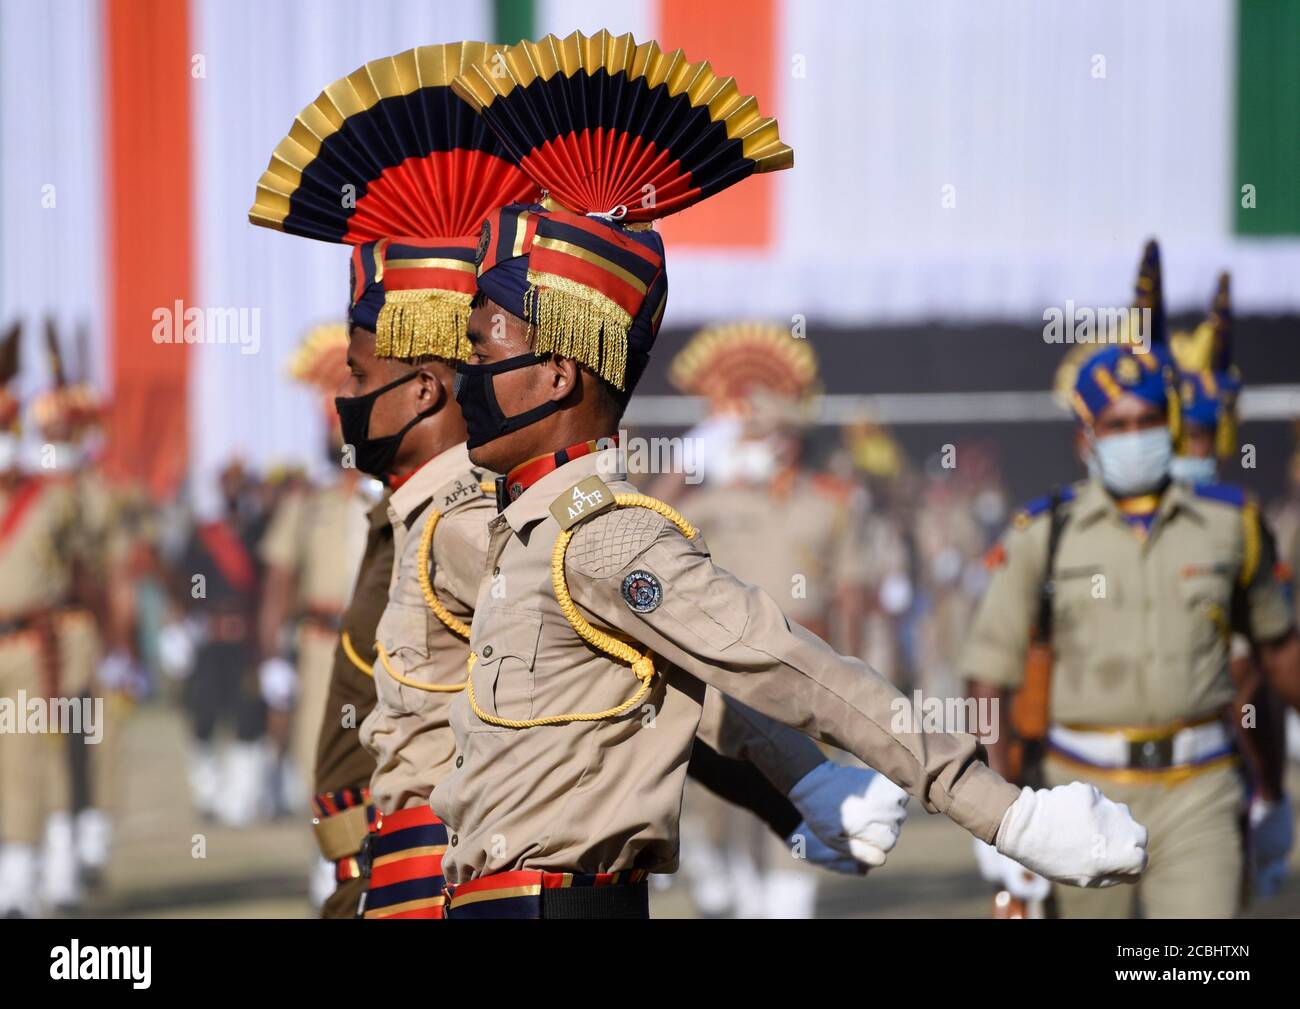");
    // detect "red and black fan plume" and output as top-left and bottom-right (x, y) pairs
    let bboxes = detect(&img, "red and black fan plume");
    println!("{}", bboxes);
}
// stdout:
(250, 42), (539, 244)
(451, 30), (793, 222)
